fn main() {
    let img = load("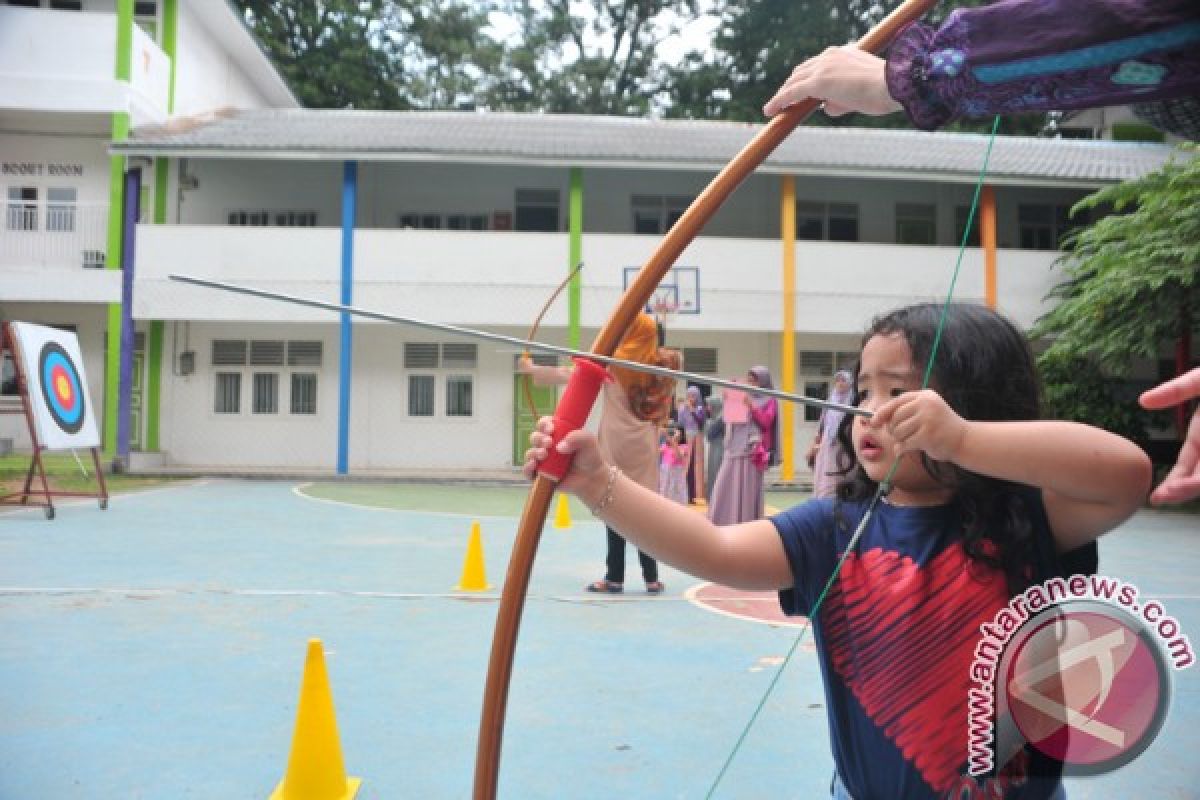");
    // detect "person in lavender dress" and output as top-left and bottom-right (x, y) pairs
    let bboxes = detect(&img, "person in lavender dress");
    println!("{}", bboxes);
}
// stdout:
(807, 370), (854, 499)
(707, 366), (779, 525)
(763, 0), (1199, 140)
(704, 394), (725, 500)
